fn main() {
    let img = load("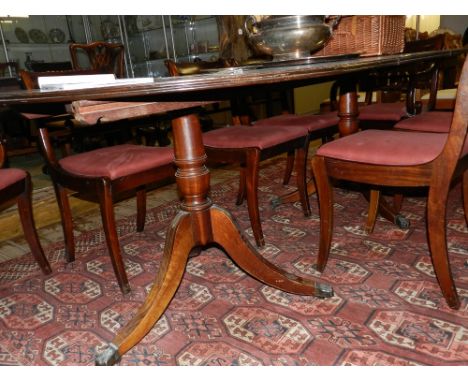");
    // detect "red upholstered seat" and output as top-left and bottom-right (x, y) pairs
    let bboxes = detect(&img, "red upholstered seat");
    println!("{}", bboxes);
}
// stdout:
(316, 129), (448, 166)
(203, 122), (310, 247)
(359, 102), (408, 121)
(253, 112), (339, 133)
(0, 168), (27, 189)
(394, 111), (453, 133)
(59, 144), (174, 180)
(203, 124), (309, 149)
(37, 126), (176, 294)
